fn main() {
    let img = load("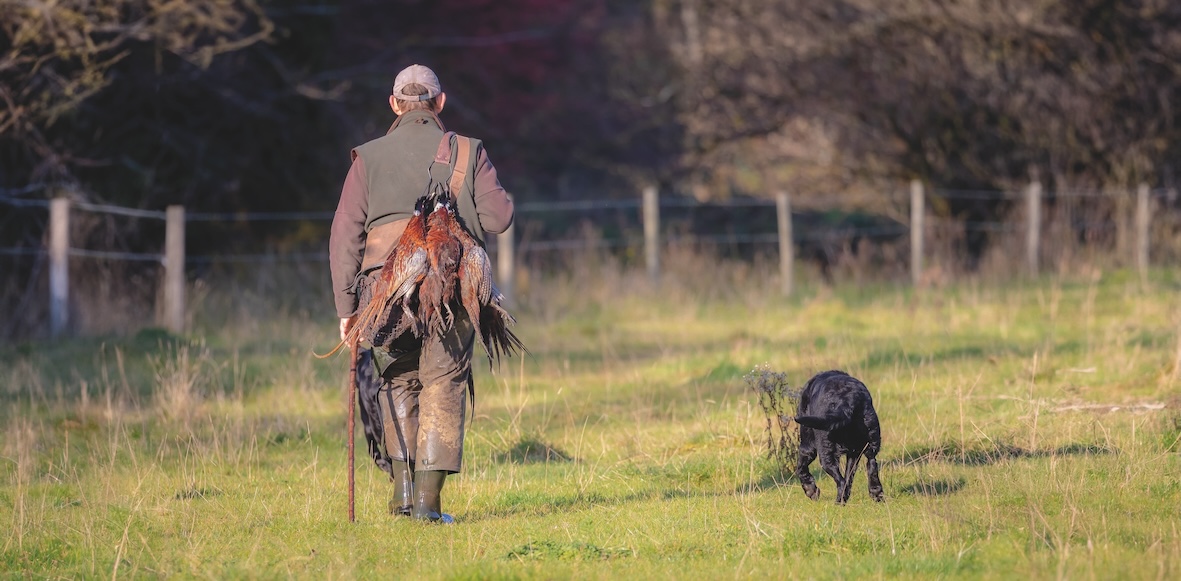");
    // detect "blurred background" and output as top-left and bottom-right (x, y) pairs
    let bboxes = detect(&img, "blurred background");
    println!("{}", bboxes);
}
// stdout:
(3, 0), (1181, 339)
